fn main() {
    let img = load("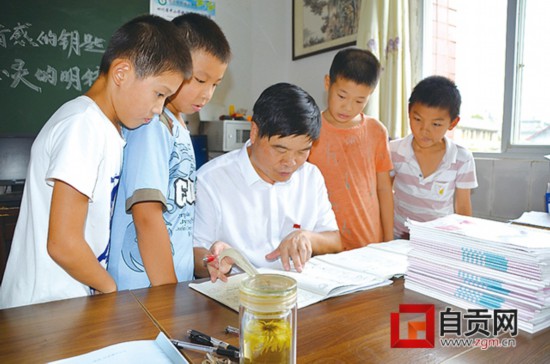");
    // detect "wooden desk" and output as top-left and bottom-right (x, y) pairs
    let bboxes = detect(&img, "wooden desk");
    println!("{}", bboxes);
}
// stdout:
(133, 278), (550, 363)
(0, 291), (161, 363)
(131, 282), (240, 363)
(1, 279), (549, 363)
